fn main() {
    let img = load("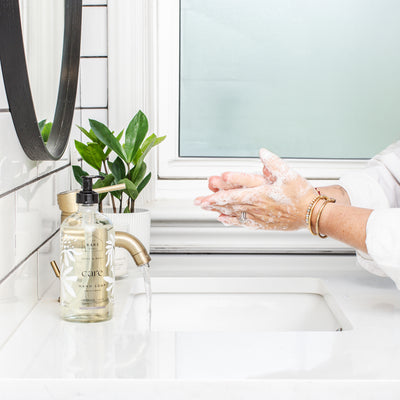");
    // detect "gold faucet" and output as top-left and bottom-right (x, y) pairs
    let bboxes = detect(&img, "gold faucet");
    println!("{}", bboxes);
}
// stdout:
(51, 184), (151, 278)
